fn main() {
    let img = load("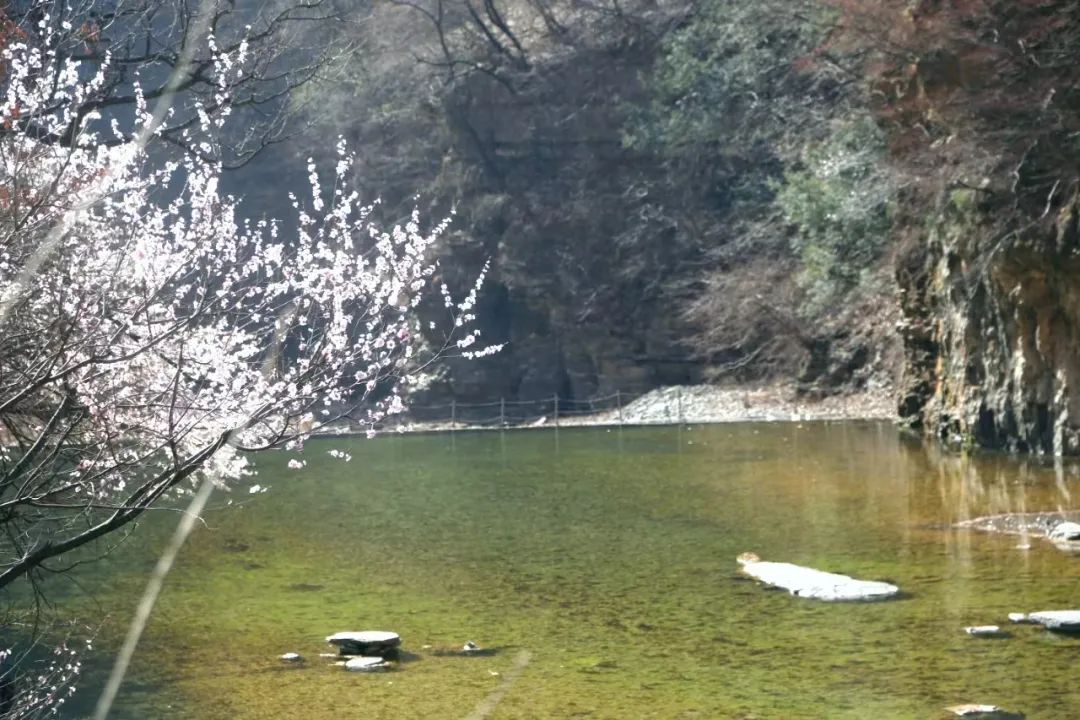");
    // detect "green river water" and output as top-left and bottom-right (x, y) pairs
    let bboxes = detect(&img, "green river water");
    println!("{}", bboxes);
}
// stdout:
(47, 422), (1080, 718)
